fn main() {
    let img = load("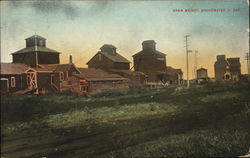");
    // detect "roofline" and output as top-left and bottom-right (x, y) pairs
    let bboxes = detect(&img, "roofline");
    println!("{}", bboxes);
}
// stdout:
(25, 35), (46, 40)
(11, 50), (61, 55)
(25, 68), (53, 73)
(86, 52), (100, 64)
(132, 51), (166, 57)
